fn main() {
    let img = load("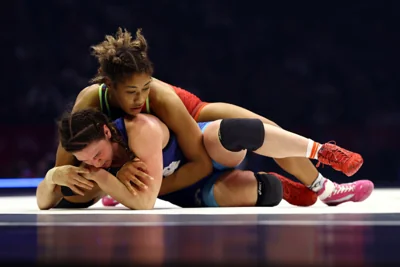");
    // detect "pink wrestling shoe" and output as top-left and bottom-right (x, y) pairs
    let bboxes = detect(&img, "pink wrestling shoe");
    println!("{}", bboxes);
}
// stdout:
(102, 195), (119, 207)
(317, 179), (374, 206)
